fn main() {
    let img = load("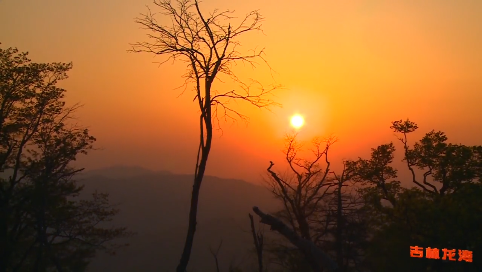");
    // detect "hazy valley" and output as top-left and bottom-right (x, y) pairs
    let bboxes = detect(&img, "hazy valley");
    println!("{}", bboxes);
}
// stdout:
(79, 166), (281, 272)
